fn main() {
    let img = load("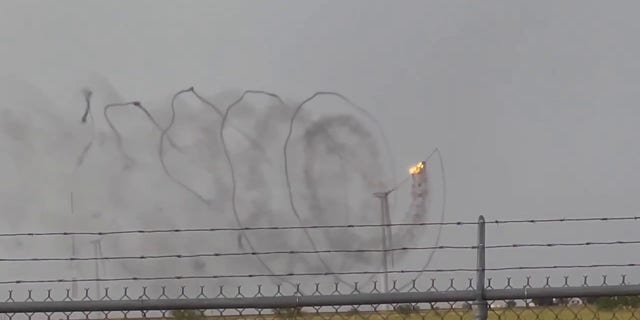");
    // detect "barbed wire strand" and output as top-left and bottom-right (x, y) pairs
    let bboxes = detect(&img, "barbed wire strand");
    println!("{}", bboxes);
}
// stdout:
(1, 240), (638, 263)
(0, 245), (474, 263)
(484, 263), (640, 272)
(486, 240), (640, 249)
(4, 263), (639, 286)
(486, 216), (640, 224)
(0, 269), (471, 286)
(1, 216), (638, 238)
